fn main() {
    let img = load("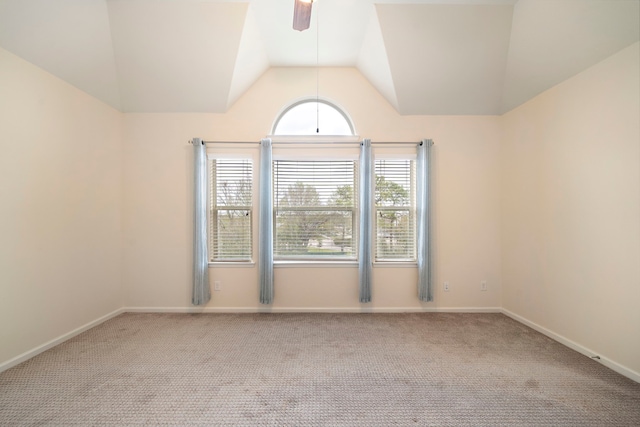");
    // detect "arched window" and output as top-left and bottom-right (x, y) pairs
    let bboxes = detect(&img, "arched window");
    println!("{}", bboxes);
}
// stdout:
(272, 99), (355, 136)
